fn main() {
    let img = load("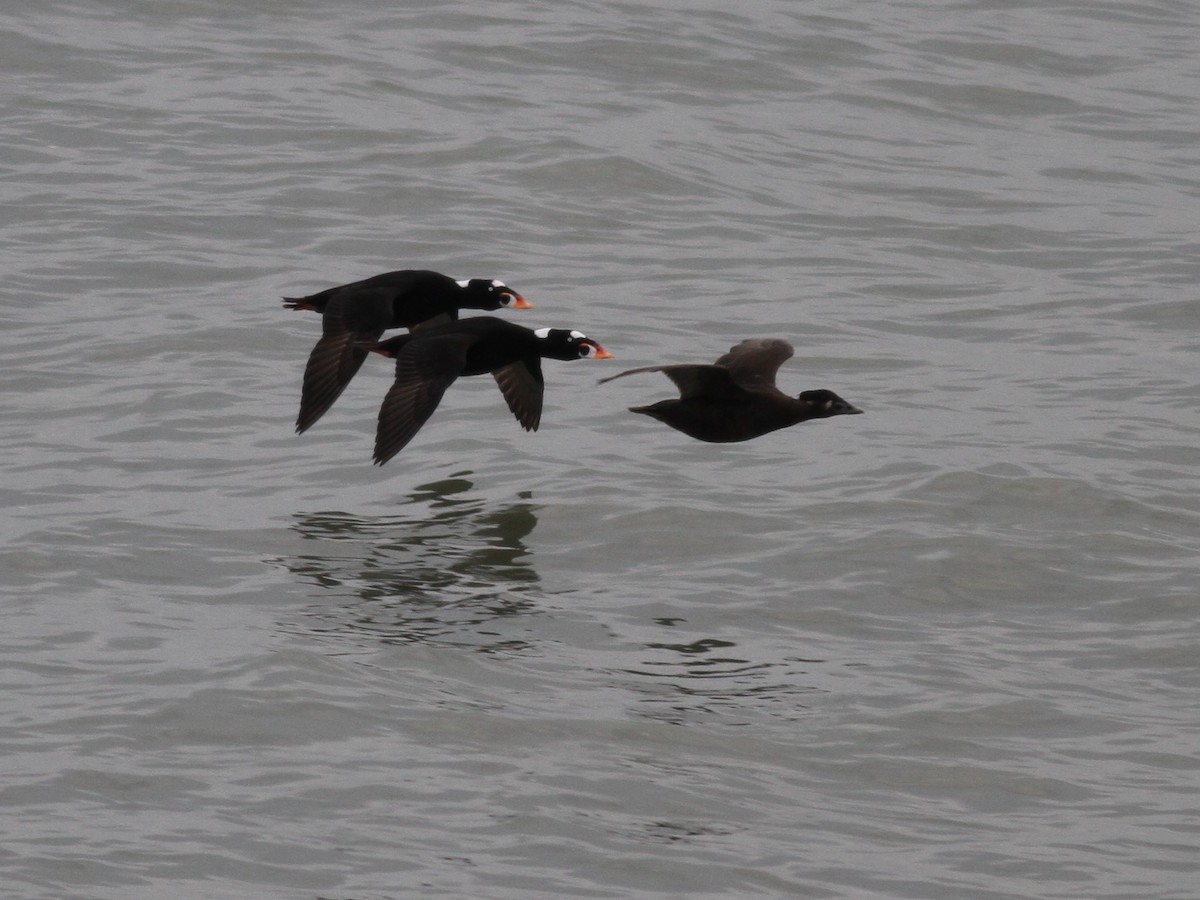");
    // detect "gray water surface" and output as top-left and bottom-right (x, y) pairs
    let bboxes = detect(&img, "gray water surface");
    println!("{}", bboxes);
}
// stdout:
(3, 1), (1199, 898)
